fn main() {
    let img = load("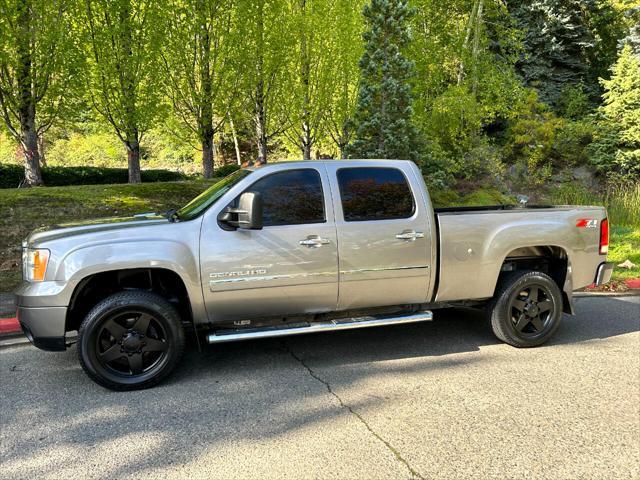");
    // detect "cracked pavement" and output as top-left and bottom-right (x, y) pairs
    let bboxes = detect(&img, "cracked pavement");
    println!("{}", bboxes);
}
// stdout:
(1, 296), (639, 479)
